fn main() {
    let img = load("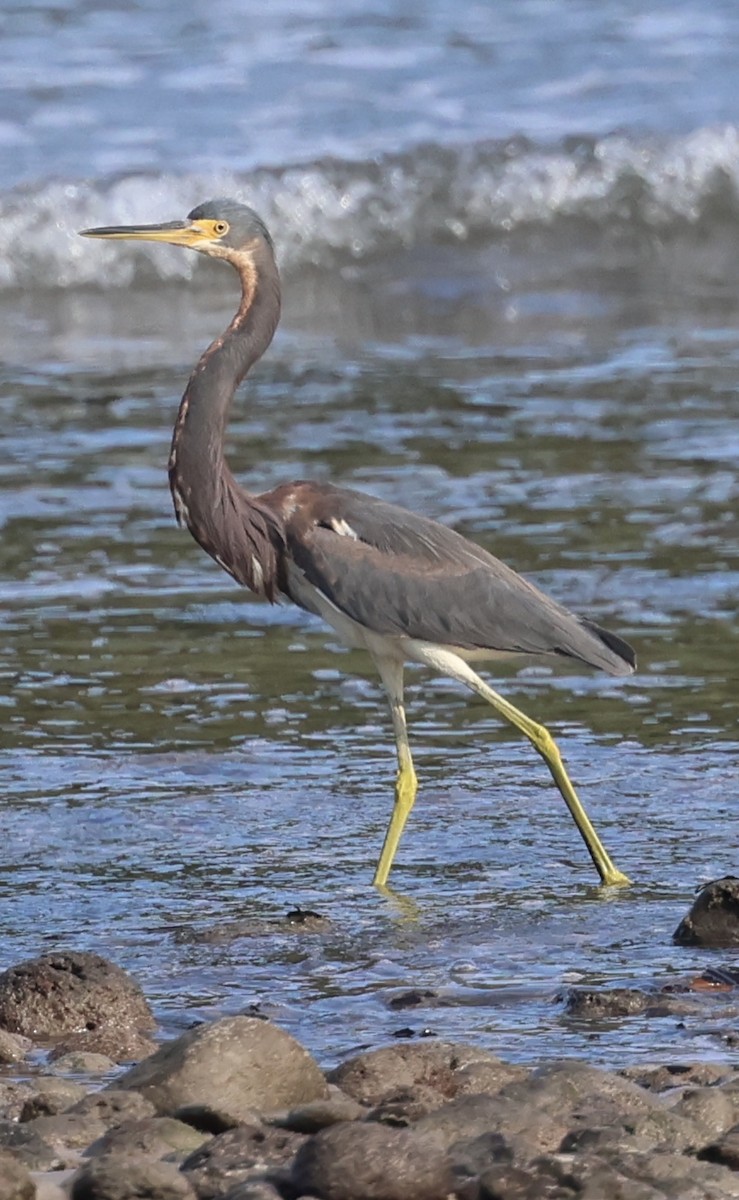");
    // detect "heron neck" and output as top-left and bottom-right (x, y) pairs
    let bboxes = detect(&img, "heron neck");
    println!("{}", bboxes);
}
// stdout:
(168, 257), (281, 534)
